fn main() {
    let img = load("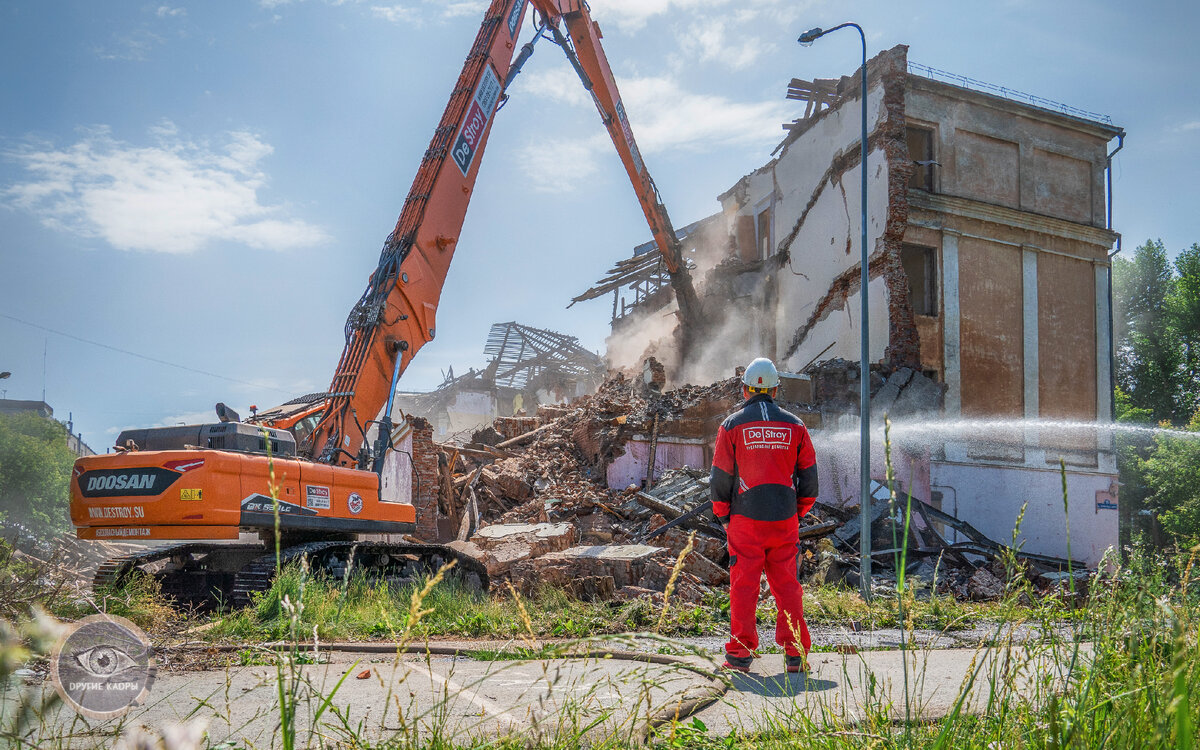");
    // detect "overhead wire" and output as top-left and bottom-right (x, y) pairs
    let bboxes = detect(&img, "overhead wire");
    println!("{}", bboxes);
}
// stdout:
(0, 310), (292, 396)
